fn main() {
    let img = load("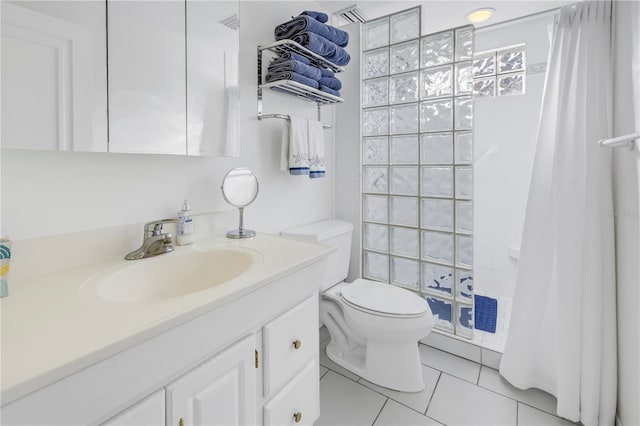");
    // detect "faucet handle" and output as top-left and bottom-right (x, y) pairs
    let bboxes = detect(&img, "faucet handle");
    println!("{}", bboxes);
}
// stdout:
(143, 218), (178, 238)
